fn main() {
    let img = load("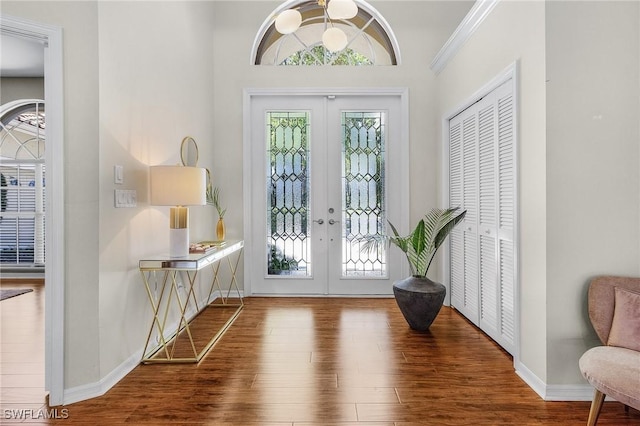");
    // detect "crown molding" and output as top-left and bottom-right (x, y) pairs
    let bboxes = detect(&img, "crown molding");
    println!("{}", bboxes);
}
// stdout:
(430, 0), (499, 75)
